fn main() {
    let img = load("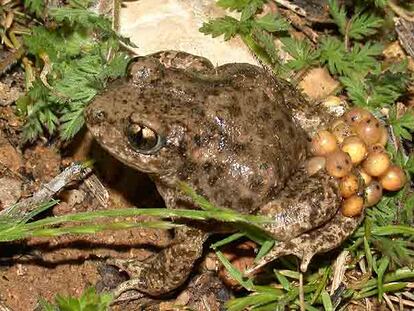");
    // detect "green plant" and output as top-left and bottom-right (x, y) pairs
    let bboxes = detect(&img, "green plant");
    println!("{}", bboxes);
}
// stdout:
(39, 287), (112, 311)
(13, 0), (131, 142)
